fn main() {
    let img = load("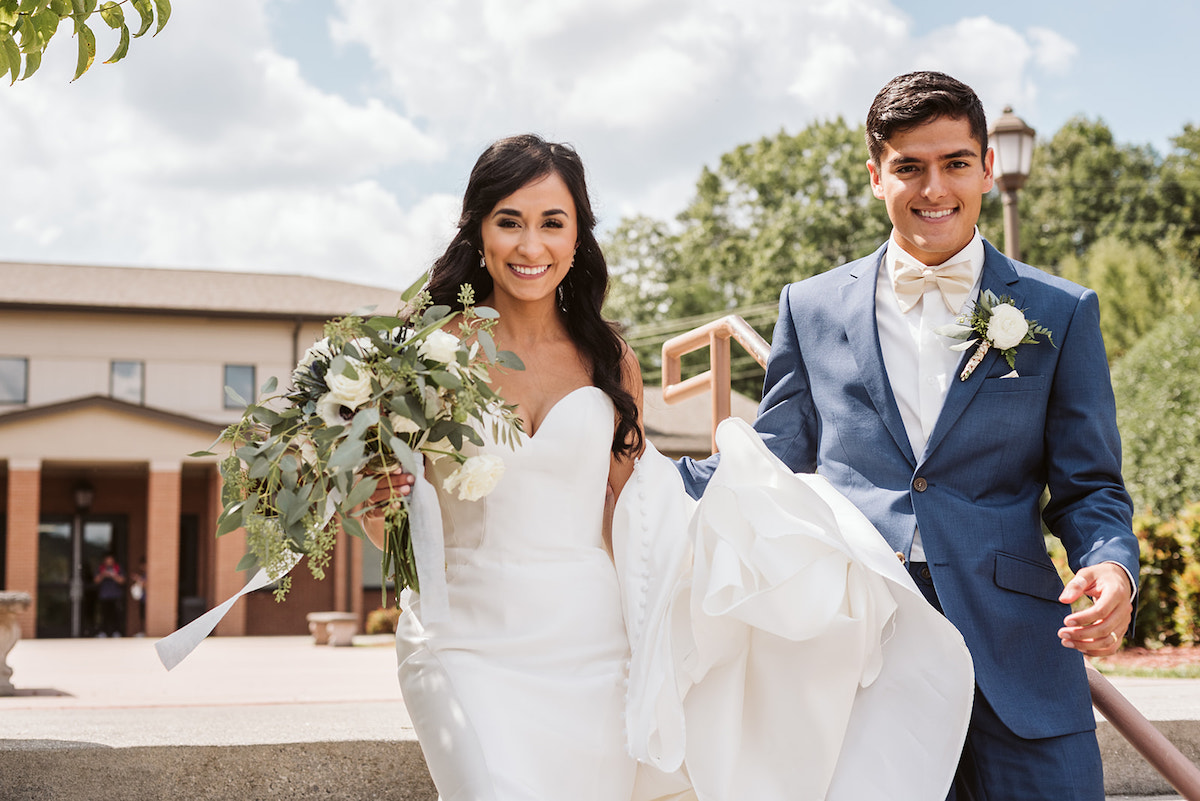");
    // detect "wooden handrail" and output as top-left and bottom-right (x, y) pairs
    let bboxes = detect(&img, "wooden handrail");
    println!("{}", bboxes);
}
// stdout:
(662, 313), (1200, 799)
(661, 314), (769, 452)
